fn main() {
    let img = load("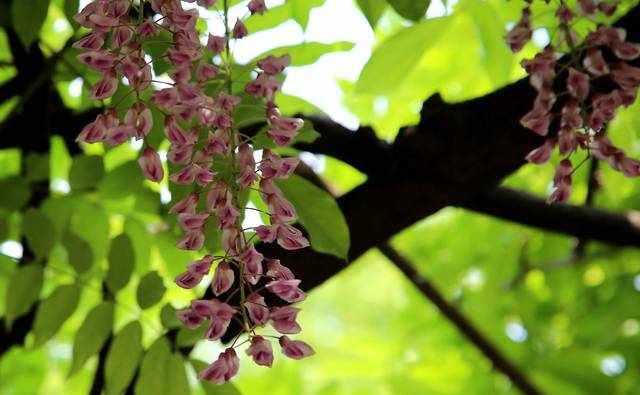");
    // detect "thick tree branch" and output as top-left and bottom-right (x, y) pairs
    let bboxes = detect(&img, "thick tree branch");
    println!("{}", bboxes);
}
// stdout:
(289, 165), (543, 395)
(459, 187), (640, 248)
(2, 4), (640, 373)
(297, 116), (393, 178)
(378, 243), (542, 395)
(275, 5), (640, 290)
